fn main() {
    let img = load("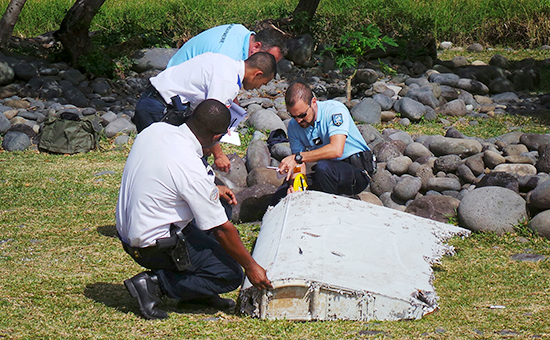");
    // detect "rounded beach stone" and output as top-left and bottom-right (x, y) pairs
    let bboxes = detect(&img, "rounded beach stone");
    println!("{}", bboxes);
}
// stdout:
(405, 195), (461, 223)
(529, 179), (550, 210)
(393, 175), (422, 201)
(245, 139), (271, 172)
(458, 186), (527, 234)
(528, 210), (550, 240)
(215, 154), (248, 189)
